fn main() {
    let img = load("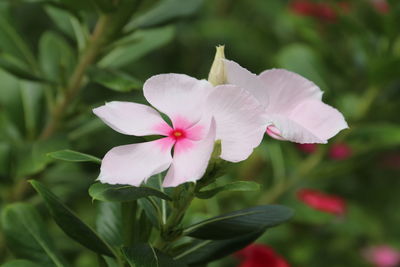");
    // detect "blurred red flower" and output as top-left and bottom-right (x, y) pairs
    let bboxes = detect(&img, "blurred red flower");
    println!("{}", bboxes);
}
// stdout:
(236, 244), (290, 267)
(296, 143), (318, 154)
(297, 189), (346, 215)
(329, 143), (352, 160)
(289, 0), (338, 22)
(363, 245), (400, 267)
(371, 0), (389, 14)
